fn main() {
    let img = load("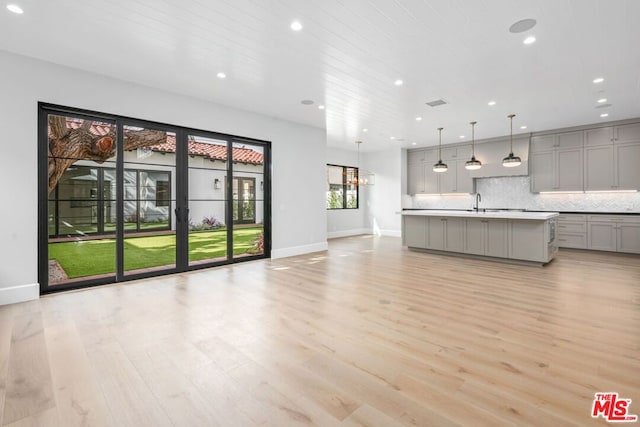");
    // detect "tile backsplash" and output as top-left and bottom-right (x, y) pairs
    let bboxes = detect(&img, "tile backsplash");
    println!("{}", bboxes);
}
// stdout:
(408, 176), (640, 212)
